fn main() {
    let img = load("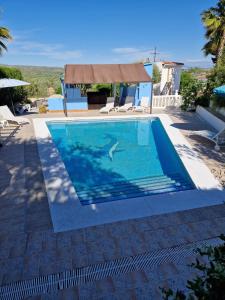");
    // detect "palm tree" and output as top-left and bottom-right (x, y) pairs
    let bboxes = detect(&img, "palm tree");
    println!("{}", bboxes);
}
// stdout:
(201, 0), (225, 64)
(0, 26), (12, 55)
